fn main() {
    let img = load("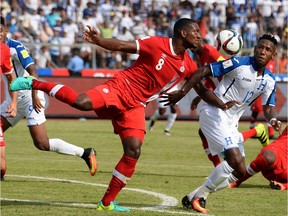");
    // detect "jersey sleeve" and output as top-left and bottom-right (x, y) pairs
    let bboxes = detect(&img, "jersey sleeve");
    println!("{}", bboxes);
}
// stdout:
(137, 36), (159, 56)
(262, 71), (276, 106)
(1, 43), (13, 74)
(210, 57), (241, 77)
(14, 42), (34, 69)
